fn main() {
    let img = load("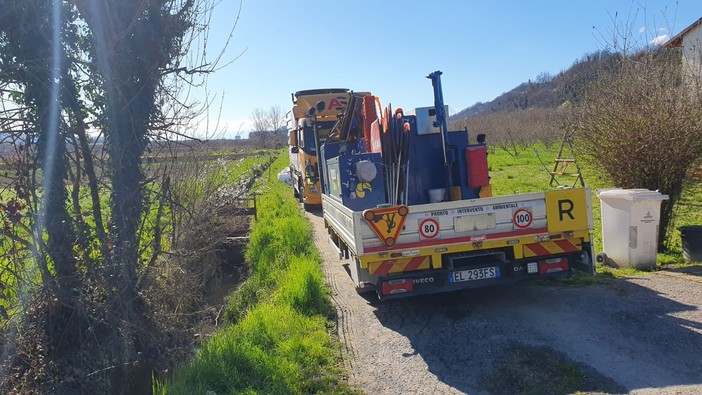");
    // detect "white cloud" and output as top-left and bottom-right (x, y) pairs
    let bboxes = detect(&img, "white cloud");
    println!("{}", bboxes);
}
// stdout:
(639, 26), (646, 34)
(651, 34), (669, 46)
